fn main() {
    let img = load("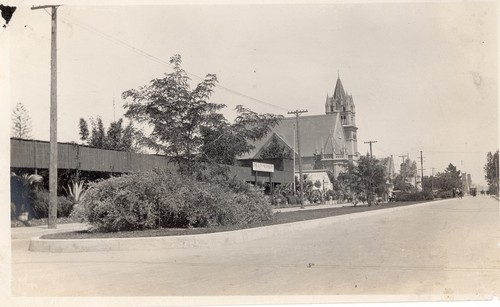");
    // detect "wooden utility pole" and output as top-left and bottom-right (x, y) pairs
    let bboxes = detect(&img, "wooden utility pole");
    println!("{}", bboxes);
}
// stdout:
(288, 109), (308, 209)
(398, 154), (406, 192)
(32, 5), (60, 228)
(364, 140), (377, 158)
(419, 151), (425, 190)
(292, 124), (296, 195)
(431, 167), (436, 192)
